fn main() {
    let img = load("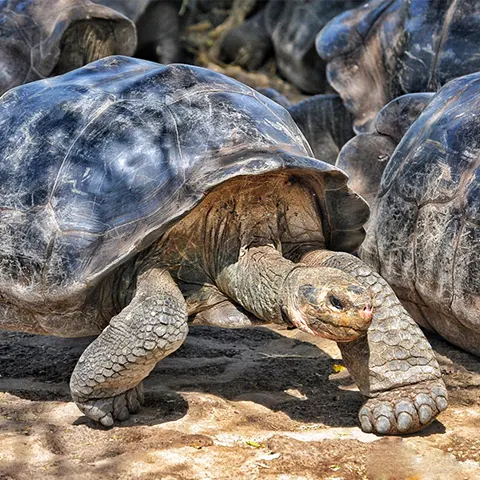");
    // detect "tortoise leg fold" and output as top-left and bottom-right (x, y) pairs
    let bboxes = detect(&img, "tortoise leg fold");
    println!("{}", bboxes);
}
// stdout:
(301, 250), (448, 435)
(215, 245), (297, 324)
(70, 268), (188, 427)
